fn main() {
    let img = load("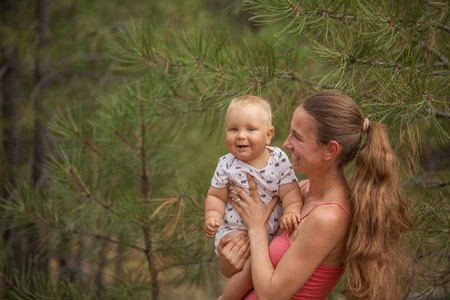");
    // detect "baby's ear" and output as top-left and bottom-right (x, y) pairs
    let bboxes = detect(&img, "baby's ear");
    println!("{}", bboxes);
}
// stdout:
(266, 126), (275, 145)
